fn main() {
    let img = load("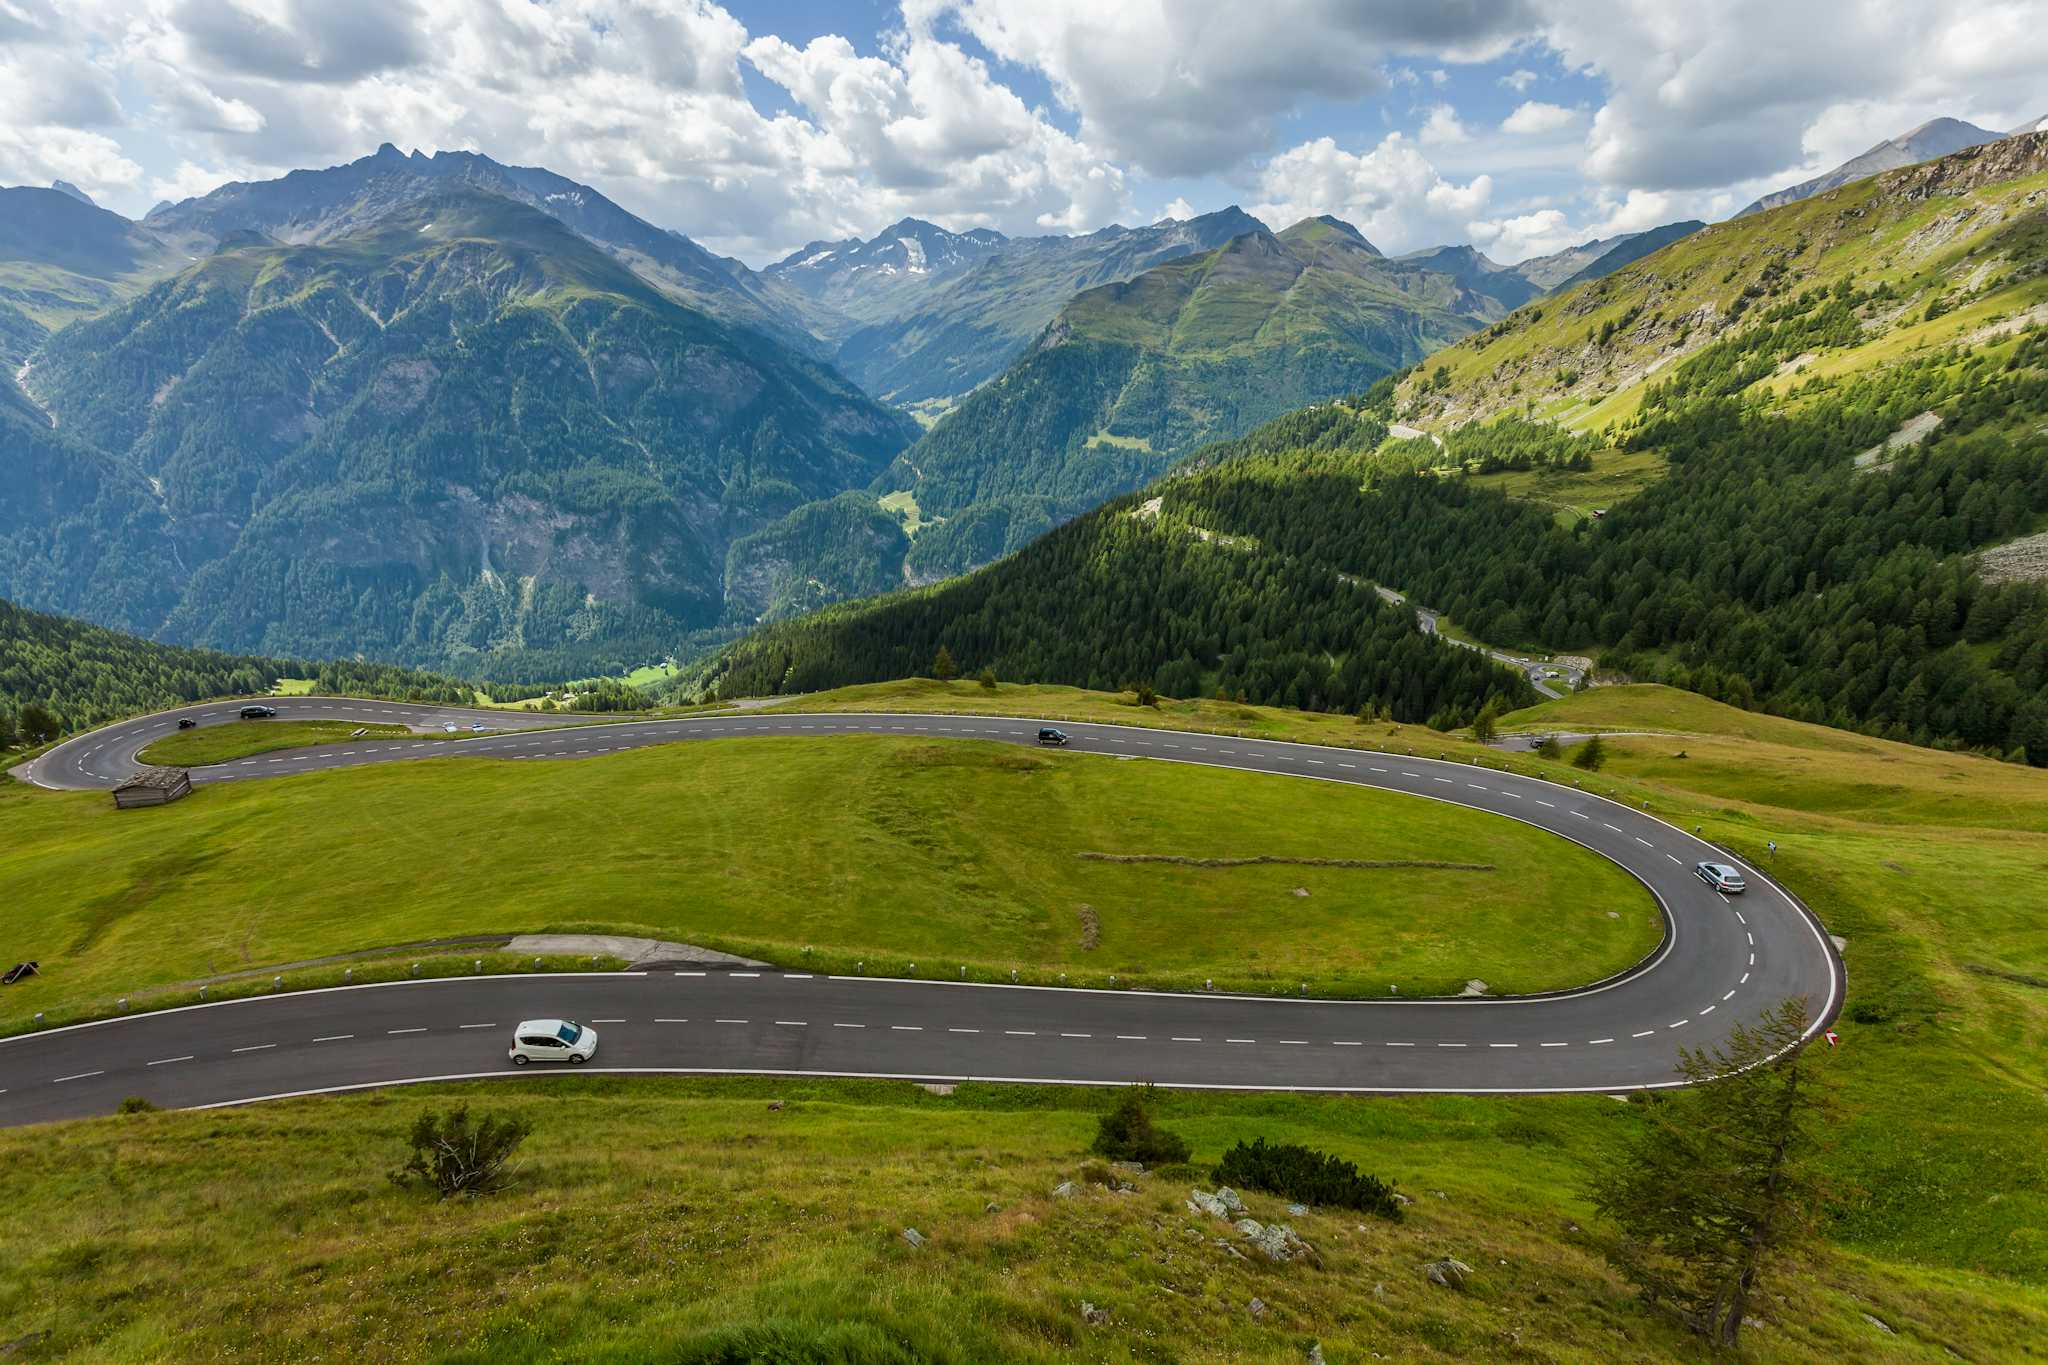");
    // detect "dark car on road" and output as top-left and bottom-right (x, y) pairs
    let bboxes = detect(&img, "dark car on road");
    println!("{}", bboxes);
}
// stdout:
(239, 705), (278, 720)
(1037, 727), (1069, 746)
(177, 717), (197, 729)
